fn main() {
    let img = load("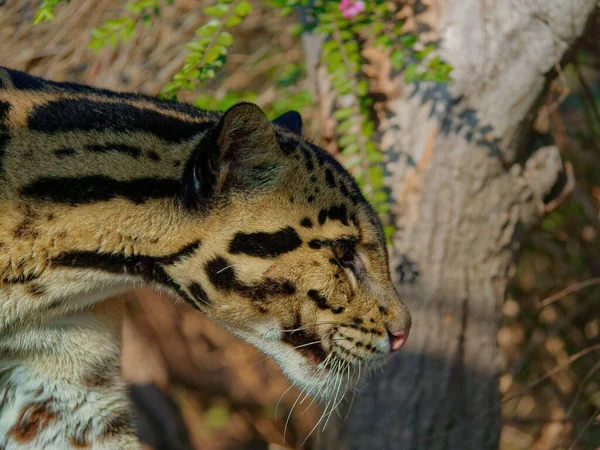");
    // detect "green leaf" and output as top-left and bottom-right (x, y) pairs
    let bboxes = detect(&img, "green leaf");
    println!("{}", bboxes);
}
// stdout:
(399, 33), (417, 48)
(367, 151), (383, 163)
(338, 119), (354, 133)
(342, 142), (359, 155)
(205, 45), (224, 63)
(204, 4), (229, 17)
(334, 107), (354, 121)
(370, 22), (384, 36)
(225, 15), (242, 26)
(372, 189), (388, 204)
(186, 40), (205, 51)
(390, 49), (406, 70)
(384, 225), (395, 243)
(356, 80), (369, 96)
(374, 34), (391, 48)
(217, 31), (234, 46)
(338, 134), (357, 148)
(234, 0), (253, 17)
(343, 155), (362, 169)
(197, 20), (221, 36)
(415, 44), (435, 61)
(392, 22), (404, 36)
(403, 63), (418, 84)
